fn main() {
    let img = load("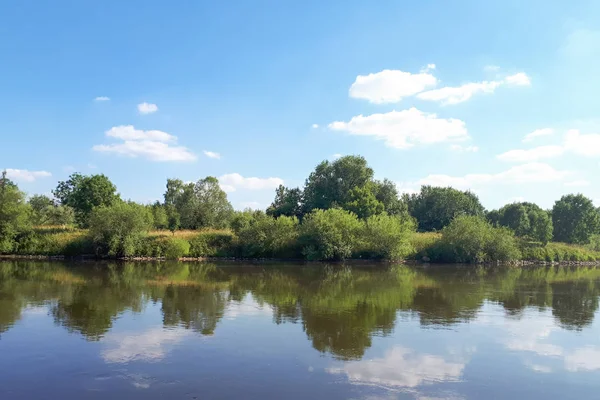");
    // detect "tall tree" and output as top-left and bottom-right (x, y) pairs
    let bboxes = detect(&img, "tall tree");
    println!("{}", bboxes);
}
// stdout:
(552, 194), (600, 244)
(0, 171), (32, 253)
(193, 177), (234, 229)
(53, 173), (119, 227)
(489, 202), (553, 245)
(266, 185), (303, 218)
(405, 185), (485, 231)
